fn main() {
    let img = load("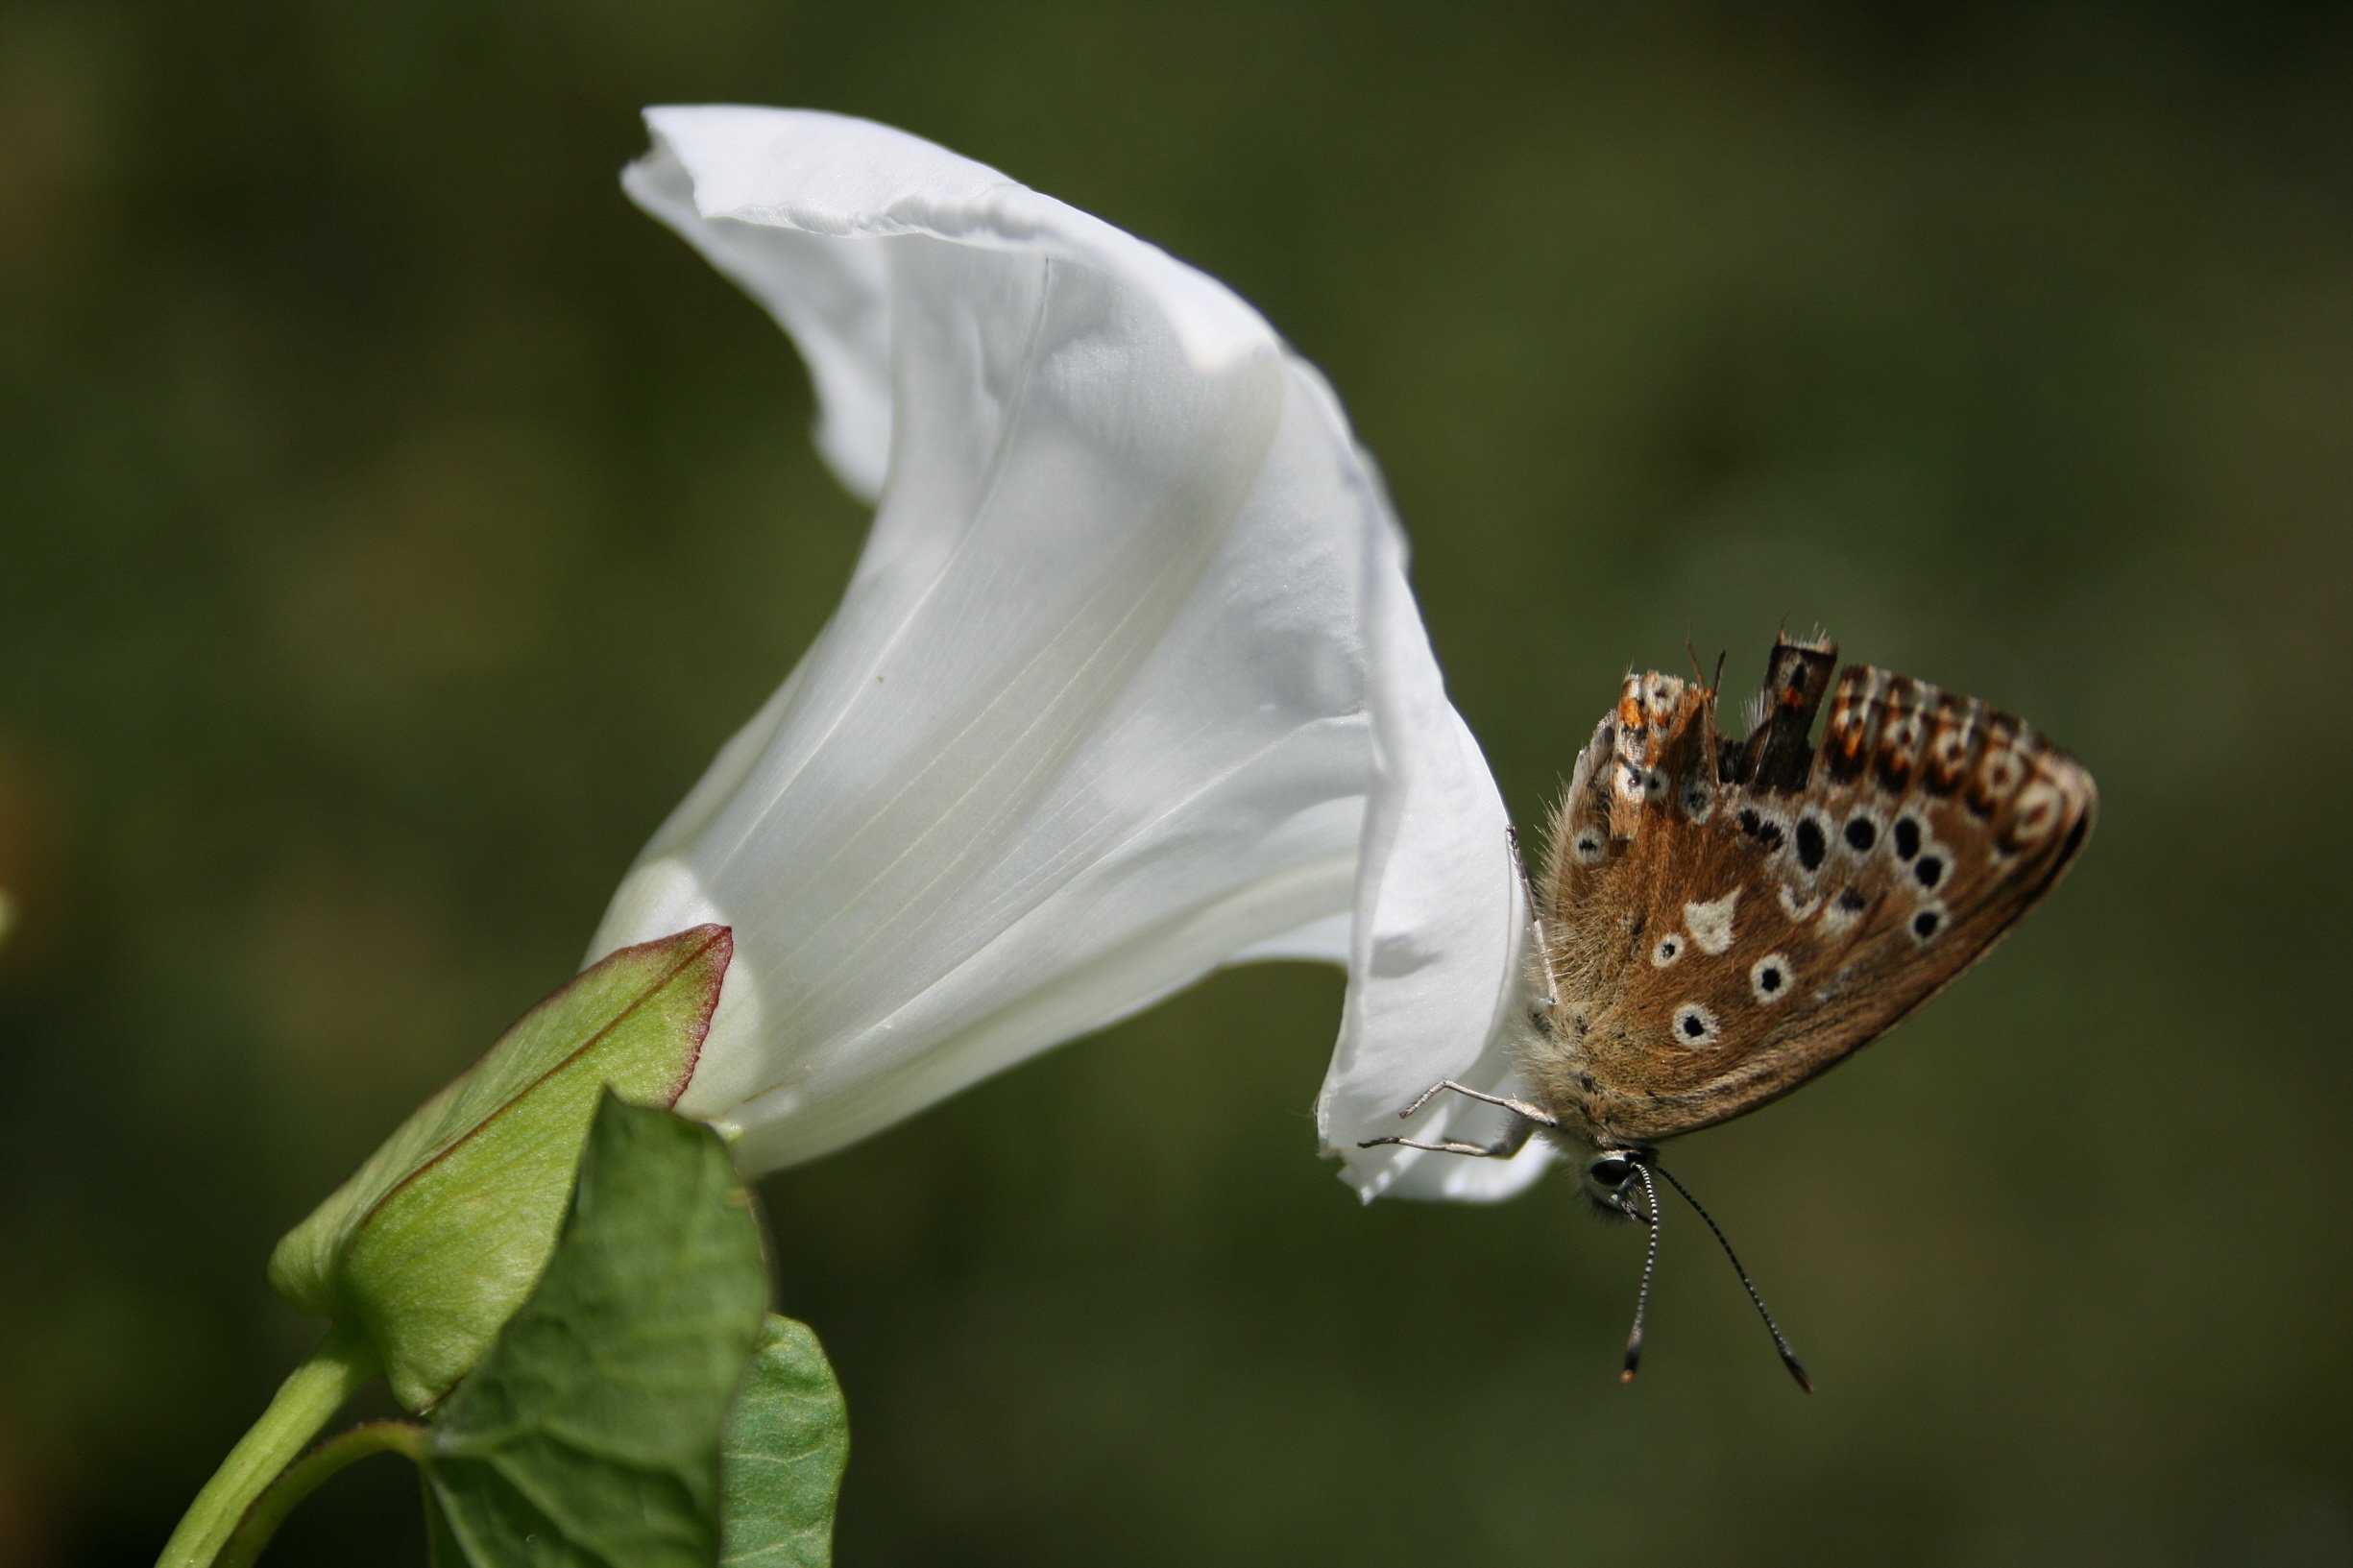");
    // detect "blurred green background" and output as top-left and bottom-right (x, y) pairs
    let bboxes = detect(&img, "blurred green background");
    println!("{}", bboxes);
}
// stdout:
(4, 3), (2350, 1563)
